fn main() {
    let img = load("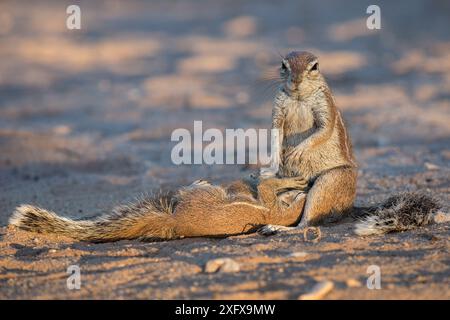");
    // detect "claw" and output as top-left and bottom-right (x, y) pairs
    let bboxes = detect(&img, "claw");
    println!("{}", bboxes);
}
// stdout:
(260, 167), (278, 178)
(190, 179), (211, 187)
(276, 176), (308, 193)
(258, 224), (294, 236)
(292, 177), (309, 189)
